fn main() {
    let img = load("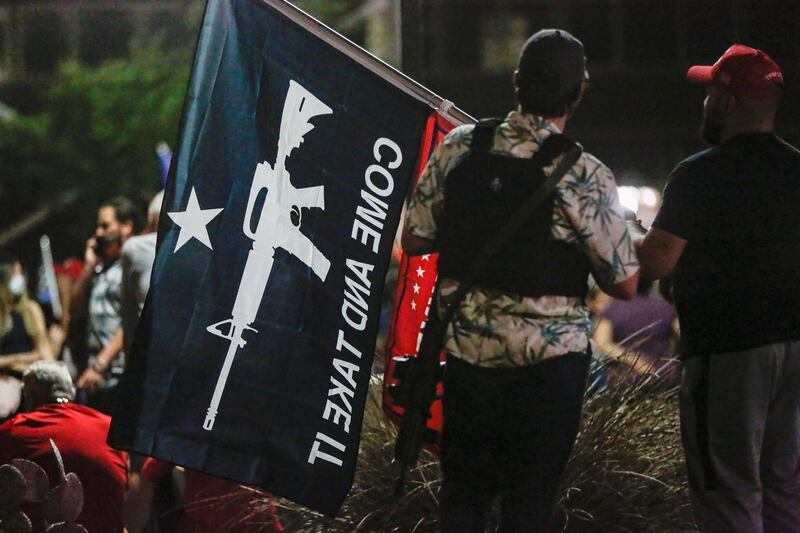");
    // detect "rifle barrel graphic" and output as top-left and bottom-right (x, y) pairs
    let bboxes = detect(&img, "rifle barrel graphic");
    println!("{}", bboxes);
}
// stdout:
(203, 81), (333, 431)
